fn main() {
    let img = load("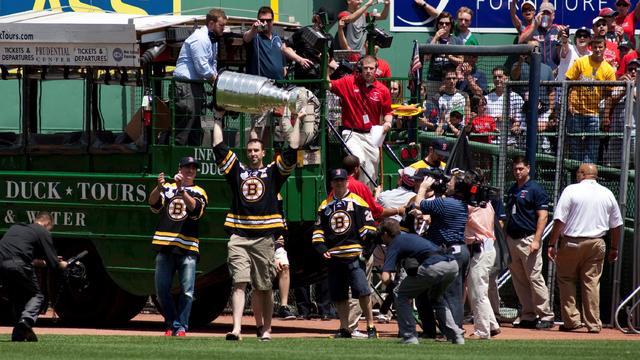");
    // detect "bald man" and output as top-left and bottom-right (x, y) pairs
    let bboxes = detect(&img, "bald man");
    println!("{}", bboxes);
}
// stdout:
(547, 163), (623, 333)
